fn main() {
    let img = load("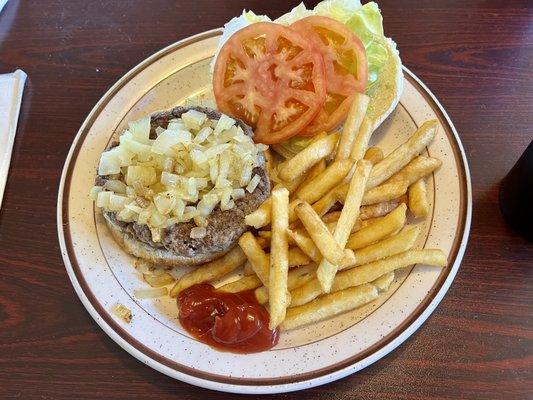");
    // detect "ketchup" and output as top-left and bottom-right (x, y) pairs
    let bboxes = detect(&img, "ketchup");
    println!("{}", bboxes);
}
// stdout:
(177, 283), (279, 353)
